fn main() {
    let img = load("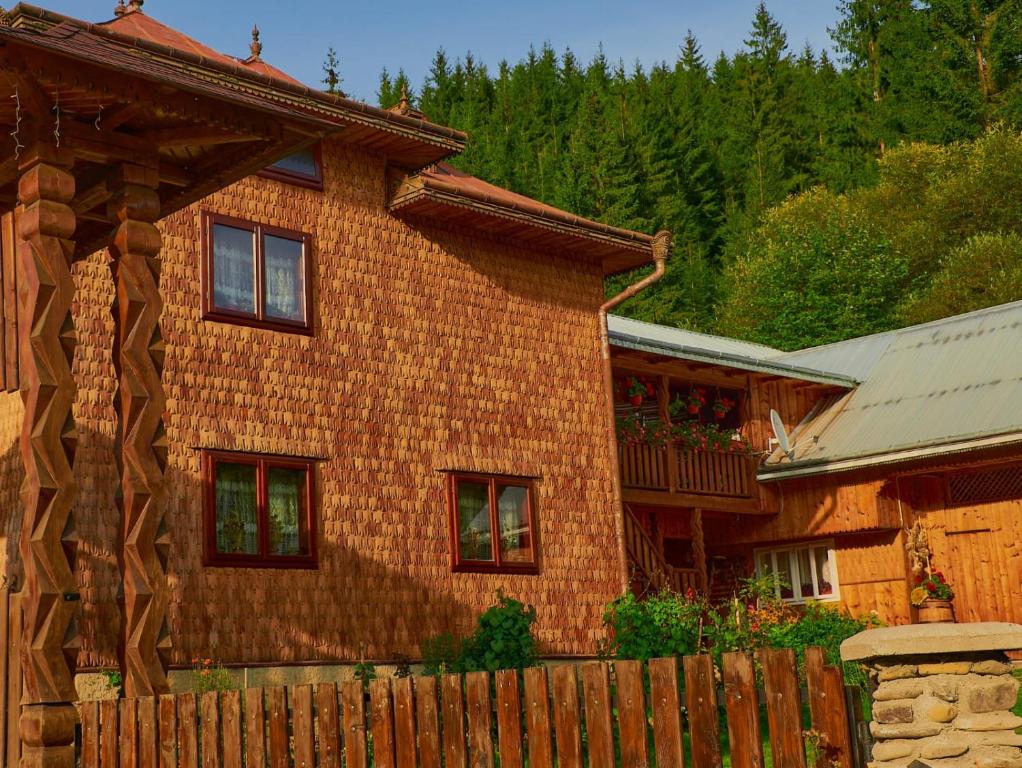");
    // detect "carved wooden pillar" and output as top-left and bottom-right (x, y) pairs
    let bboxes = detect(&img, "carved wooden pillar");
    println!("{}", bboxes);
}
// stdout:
(692, 508), (708, 594)
(108, 164), (170, 697)
(16, 143), (79, 768)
